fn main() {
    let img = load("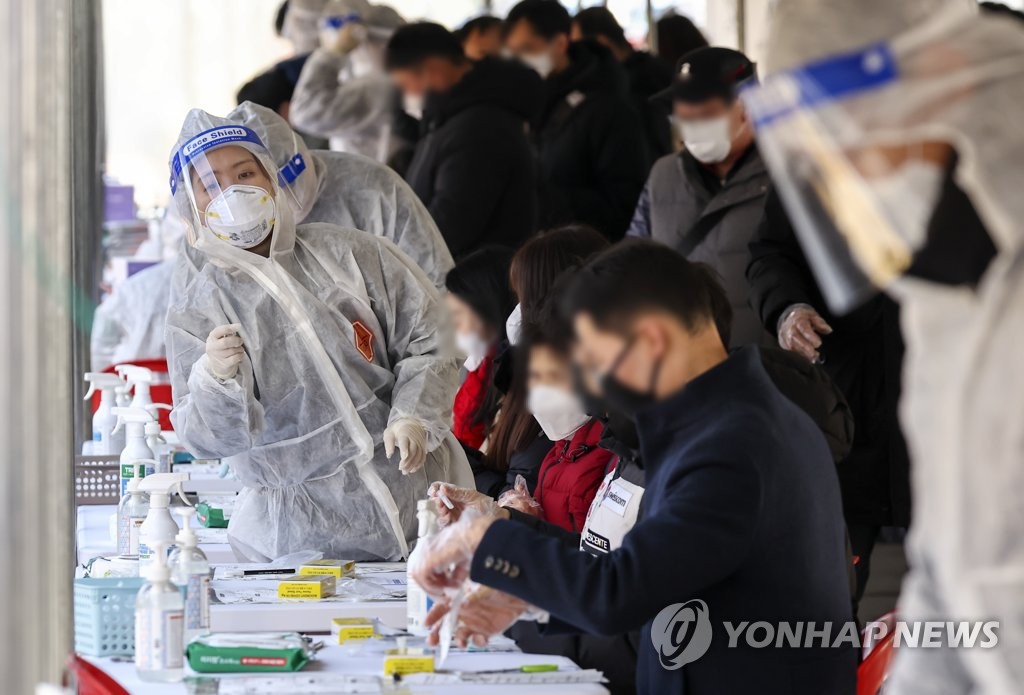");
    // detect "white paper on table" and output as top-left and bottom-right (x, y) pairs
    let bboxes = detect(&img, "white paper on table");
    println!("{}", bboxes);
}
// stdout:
(216, 674), (381, 694)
